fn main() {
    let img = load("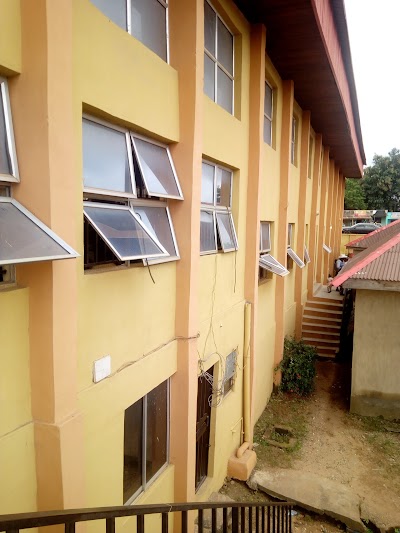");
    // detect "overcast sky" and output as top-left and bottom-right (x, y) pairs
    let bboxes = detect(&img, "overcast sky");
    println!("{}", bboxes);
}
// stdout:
(344, 0), (400, 166)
